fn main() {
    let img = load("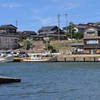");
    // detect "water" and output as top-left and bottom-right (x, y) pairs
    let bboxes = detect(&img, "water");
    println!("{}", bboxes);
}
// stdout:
(0, 62), (100, 100)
